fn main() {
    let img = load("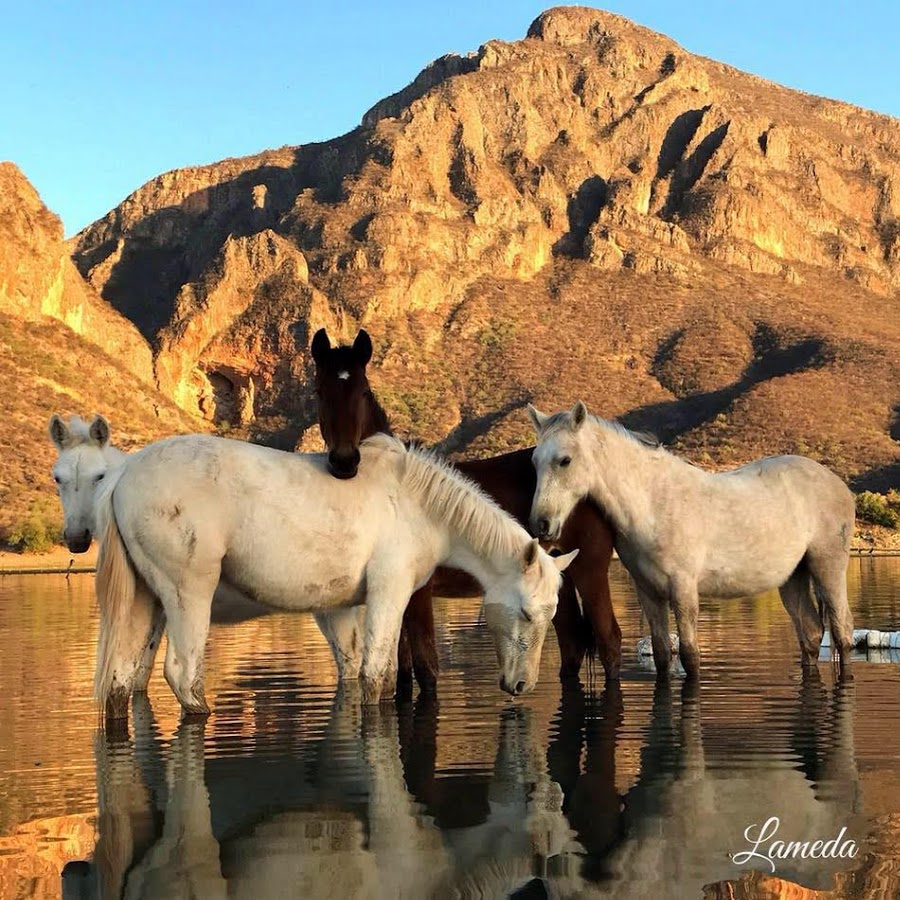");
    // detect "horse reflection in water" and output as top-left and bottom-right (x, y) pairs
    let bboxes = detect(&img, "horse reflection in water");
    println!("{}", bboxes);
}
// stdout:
(66, 674), (865, 899)
(601, 675), (864, 898)
(64, 691), (599, 900)
(64, 695), (564, 899)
